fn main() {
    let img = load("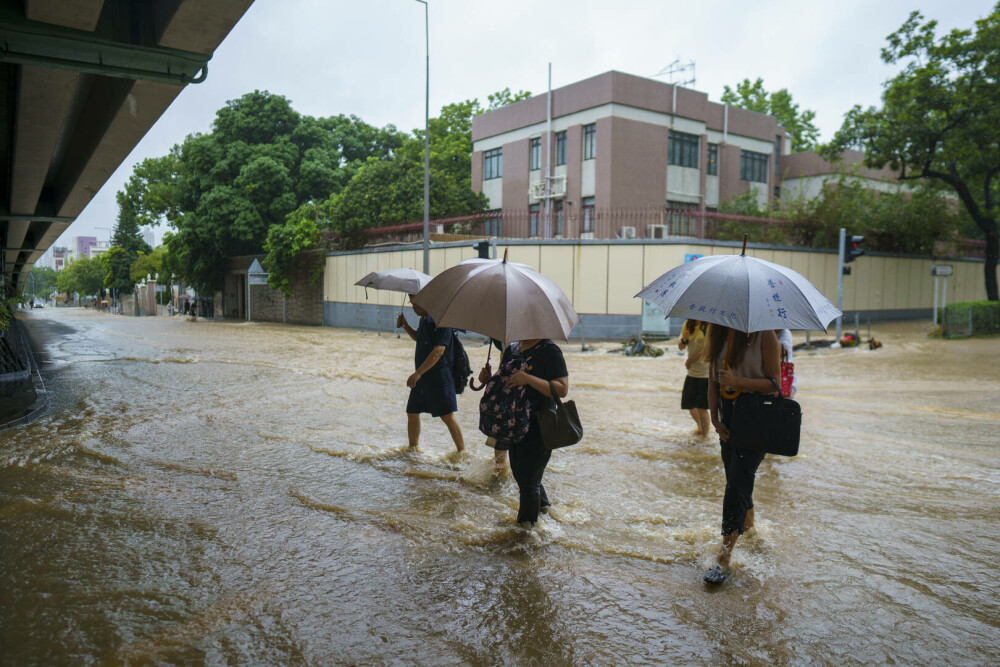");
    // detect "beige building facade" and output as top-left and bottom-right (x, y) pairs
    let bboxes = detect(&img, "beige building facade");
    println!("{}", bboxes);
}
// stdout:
(471, 71), (789, 239)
